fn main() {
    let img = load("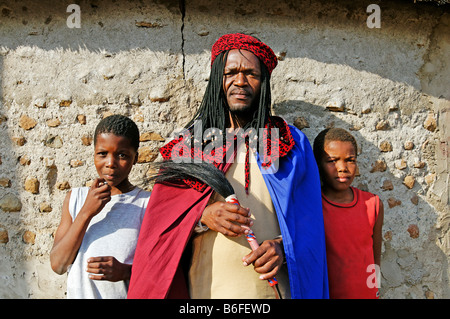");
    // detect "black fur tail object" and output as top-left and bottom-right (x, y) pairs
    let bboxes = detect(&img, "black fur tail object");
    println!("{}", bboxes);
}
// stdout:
(148, 160), (234, 197)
